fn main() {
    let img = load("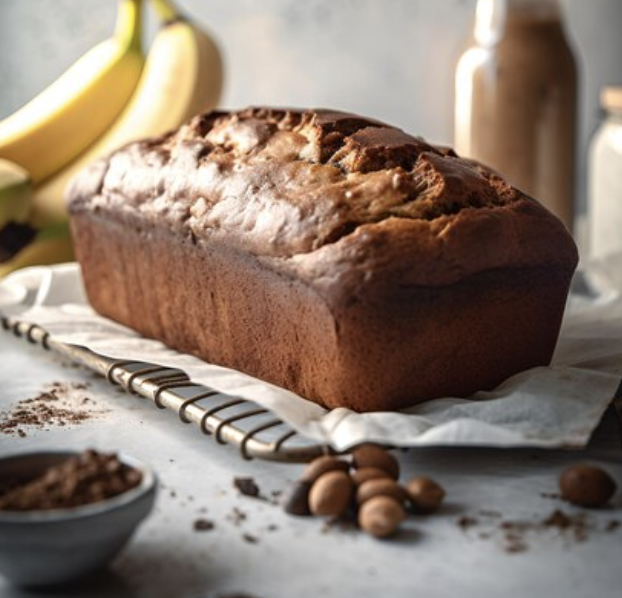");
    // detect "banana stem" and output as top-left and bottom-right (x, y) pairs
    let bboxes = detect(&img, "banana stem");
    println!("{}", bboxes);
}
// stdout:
(116, 0), (143, 53)
(150, 0), (183, 24)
